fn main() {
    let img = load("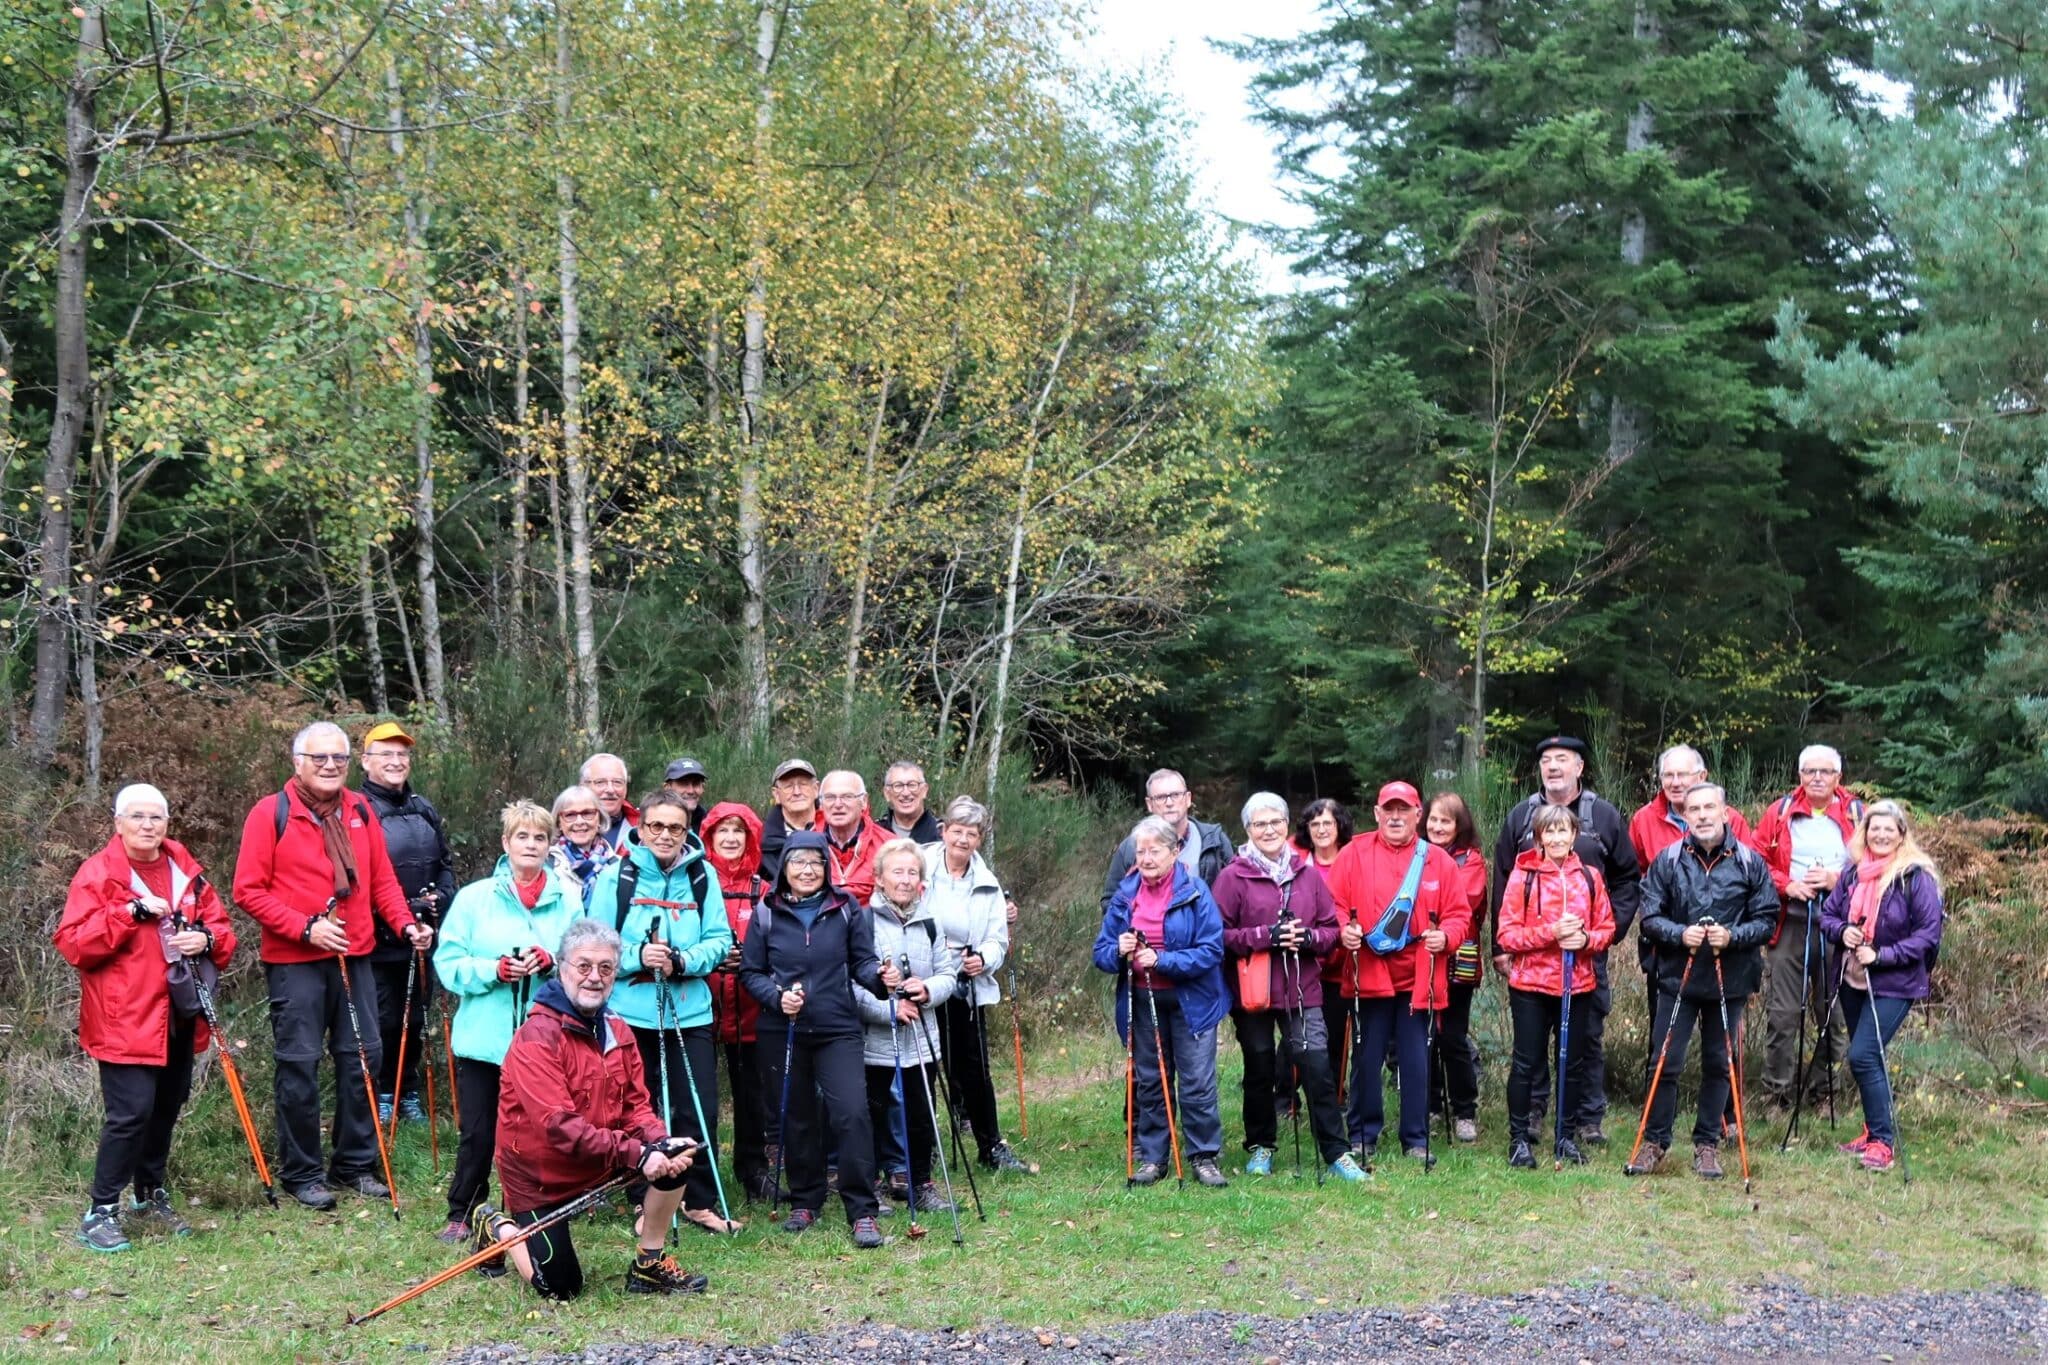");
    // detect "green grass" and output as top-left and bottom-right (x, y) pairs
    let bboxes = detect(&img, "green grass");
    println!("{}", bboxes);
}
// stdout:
(3, 1033), (2041, 1363)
